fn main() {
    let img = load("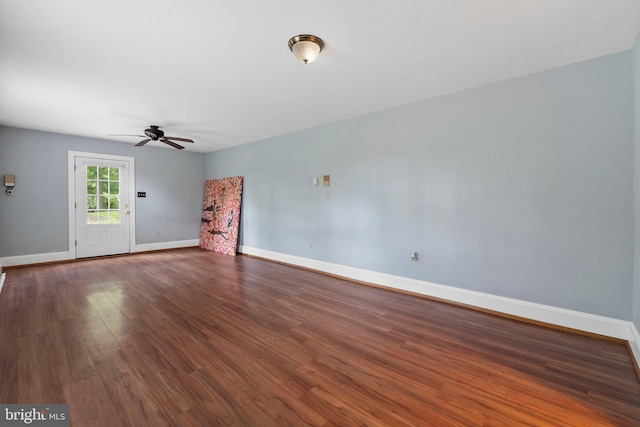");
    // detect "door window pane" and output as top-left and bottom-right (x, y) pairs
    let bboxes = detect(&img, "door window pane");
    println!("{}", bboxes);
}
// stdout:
(109, 167), (119, 180)
(87, 211), (98, 224)
(109, 196), (119, 209)
(87, 166), (97, 180)
(87, 196), (97, 210)
(99, 167), (109, 180)
(98, 210), (109, 224)
(99, 196), (109, 210)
